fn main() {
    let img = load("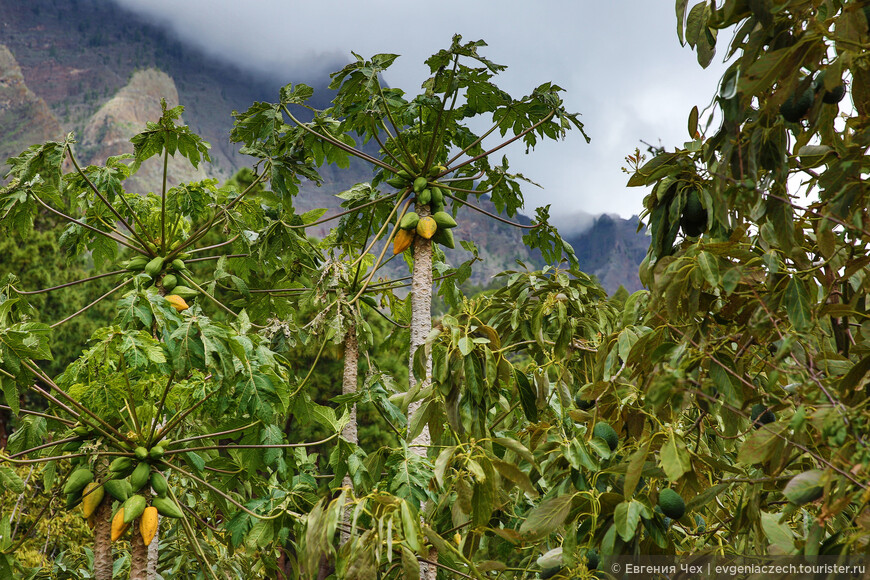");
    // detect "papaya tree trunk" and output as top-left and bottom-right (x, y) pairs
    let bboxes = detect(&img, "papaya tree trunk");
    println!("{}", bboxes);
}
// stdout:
(409, 206), (435, 580)
(340, 324), (358, 545)
(146, 511), (160, 579)
(129, 515), (149, 580)
(92, 497), (113, 580)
